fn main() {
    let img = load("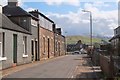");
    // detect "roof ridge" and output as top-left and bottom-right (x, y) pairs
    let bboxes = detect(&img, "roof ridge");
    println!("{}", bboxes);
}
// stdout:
(3, 5), (38, 20)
